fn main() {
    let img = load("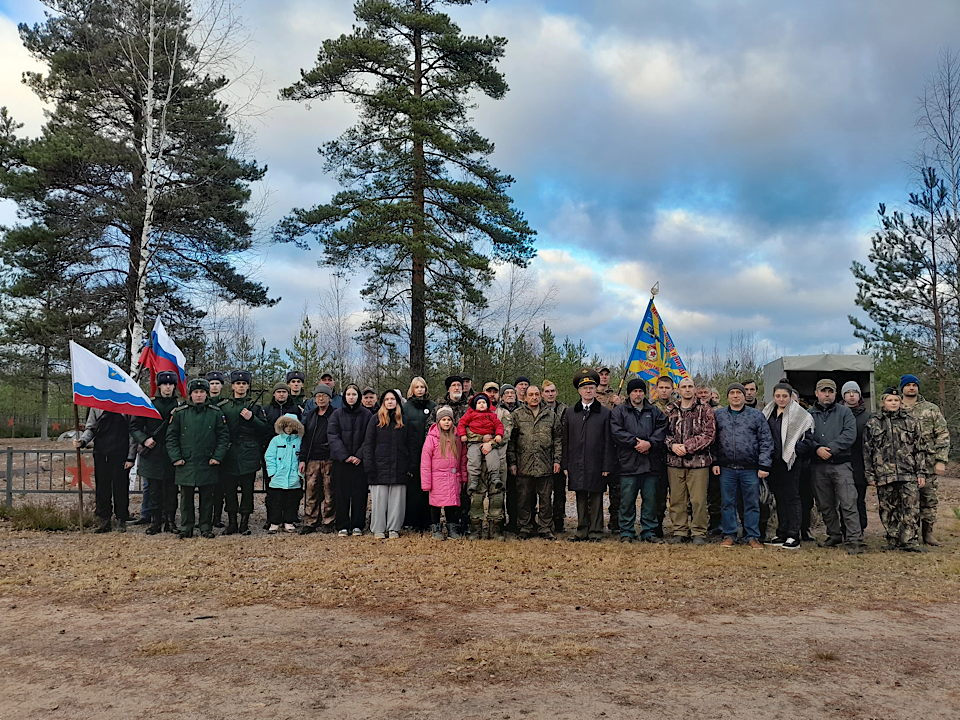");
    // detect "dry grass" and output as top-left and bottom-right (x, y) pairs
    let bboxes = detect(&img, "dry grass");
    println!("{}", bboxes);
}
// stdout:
(452, 635), (598, 676)
(138, 640), (183, 656)
(0, 499), (96, 531)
